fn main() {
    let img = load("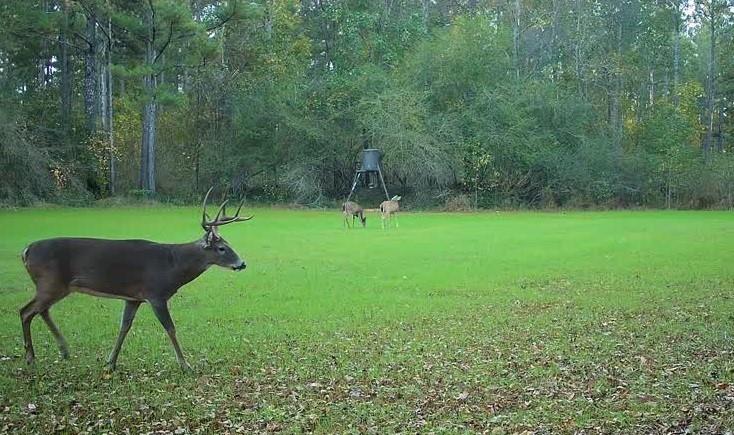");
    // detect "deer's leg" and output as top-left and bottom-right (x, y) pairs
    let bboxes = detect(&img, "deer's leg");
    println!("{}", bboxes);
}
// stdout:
(40, 310), (69, 359)
(21, 285), (69, 364)
(149, 300), (191, 372)
(106, 300), (142, 370)
(20, 298), (37, 364)
(394, 213), (399, 228)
